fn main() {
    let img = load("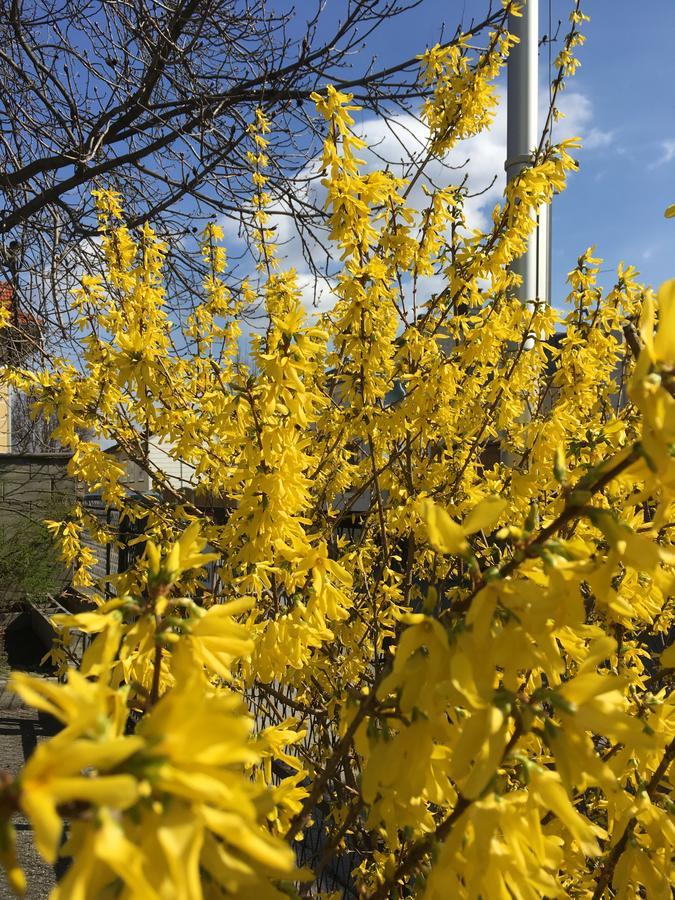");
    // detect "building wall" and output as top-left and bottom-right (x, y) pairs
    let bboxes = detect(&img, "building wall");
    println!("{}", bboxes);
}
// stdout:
(0, 453), (76, 518)
(109, 439), (194, 496)
(0, 453), (78, 603)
